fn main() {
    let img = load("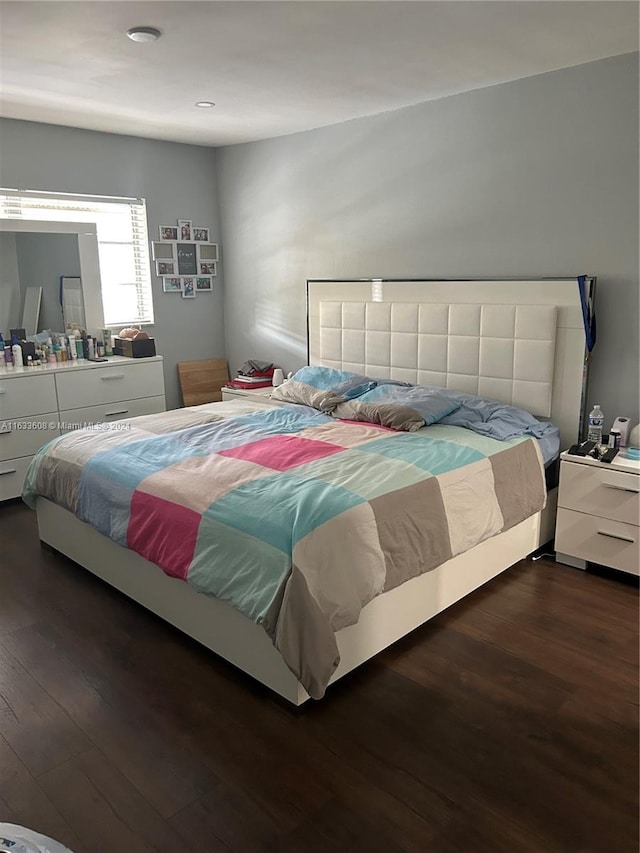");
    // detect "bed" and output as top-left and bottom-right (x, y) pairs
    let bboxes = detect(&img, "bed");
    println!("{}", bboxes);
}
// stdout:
(28, 277), (594, 705)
